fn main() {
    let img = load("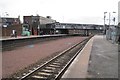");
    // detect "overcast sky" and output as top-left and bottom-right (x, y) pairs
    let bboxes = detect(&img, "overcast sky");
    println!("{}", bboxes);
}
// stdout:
(0, 0), (119, 25)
